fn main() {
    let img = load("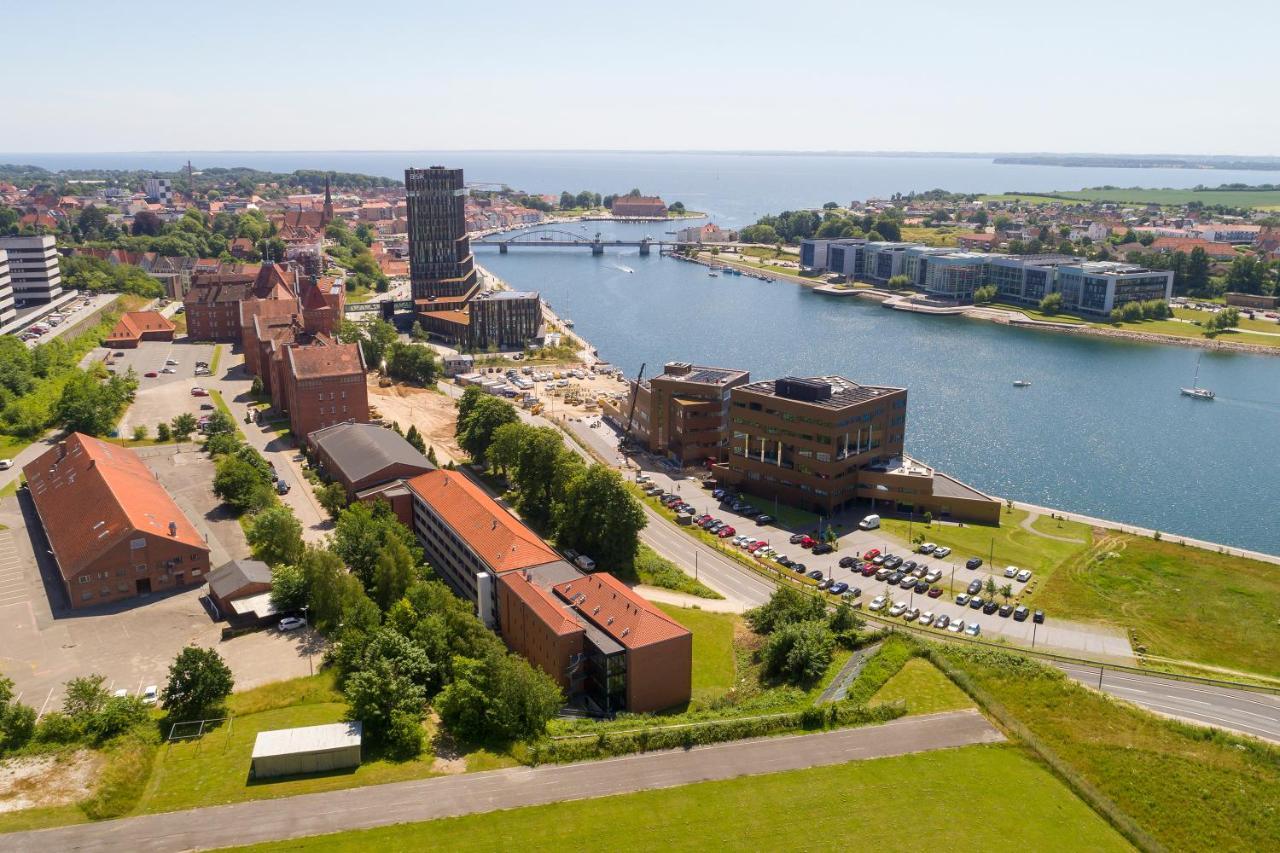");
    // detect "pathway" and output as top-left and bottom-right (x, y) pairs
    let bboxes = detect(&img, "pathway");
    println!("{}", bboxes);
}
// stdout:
(818, 641), (884, 704)
(3, 711), (1002, 852)
(1018, 510), (1086, 544)
(633, 585), (746, 613)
